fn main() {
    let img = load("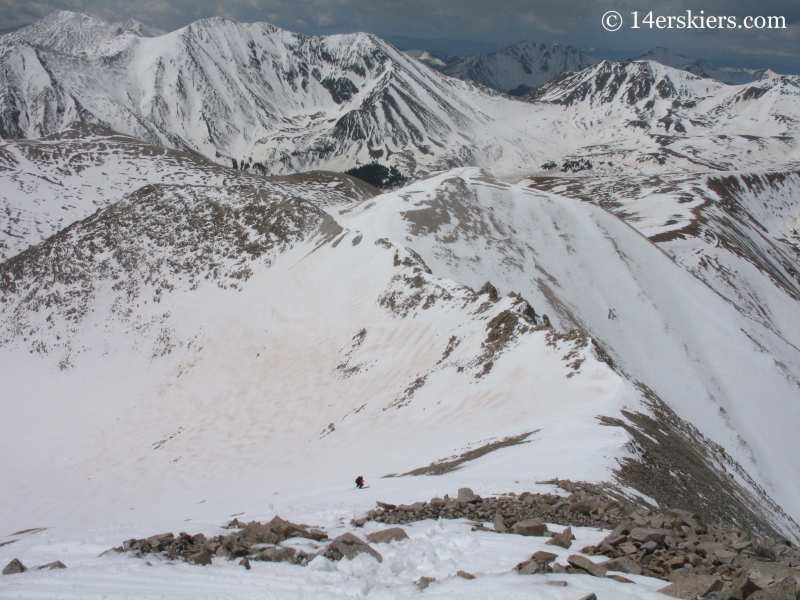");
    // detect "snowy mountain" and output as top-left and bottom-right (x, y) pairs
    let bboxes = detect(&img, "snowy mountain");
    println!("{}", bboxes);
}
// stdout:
(441, 42), (601, 95)
(0, 11), (550, 180)
(0, 122), (375, 261)
(633, 47), (770, 86)
(525, 59), (800, 174)
(2, 11), (799, 182)
(2, 26), (800, 593)
(2, 158), (797, 544)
